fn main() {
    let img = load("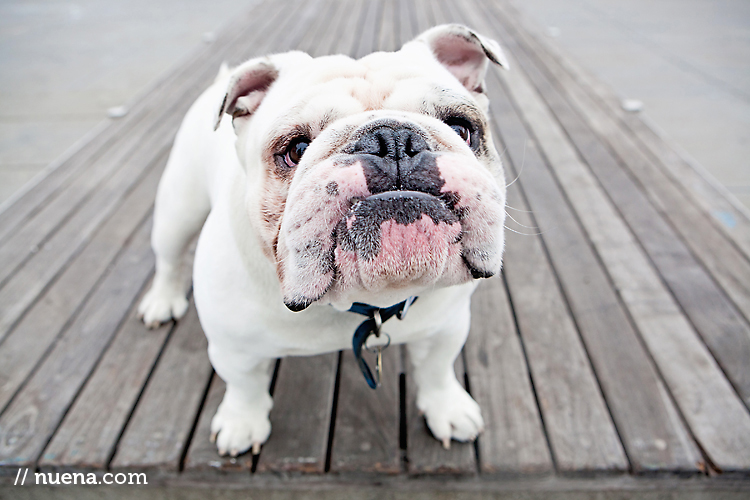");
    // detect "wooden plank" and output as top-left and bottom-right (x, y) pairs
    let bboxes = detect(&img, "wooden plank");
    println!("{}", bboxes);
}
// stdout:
(405, 354), (476, 475)
(497, 0), (750, 263)
(463, 278), (555, 475)
(109, 302), (212, 474)
(480, 2), (750, 472)
(329, 349), (401, 475)
(312, 0), (350, 58)
(0, 155), (165, 414)
(0, 0), (271, 246)
(255, 353), (339, 474)
(0, 219), (154, 470)
(37, 290), (173, 470)
(462, 23), (703, 471)
(485, 0), (750, 410)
